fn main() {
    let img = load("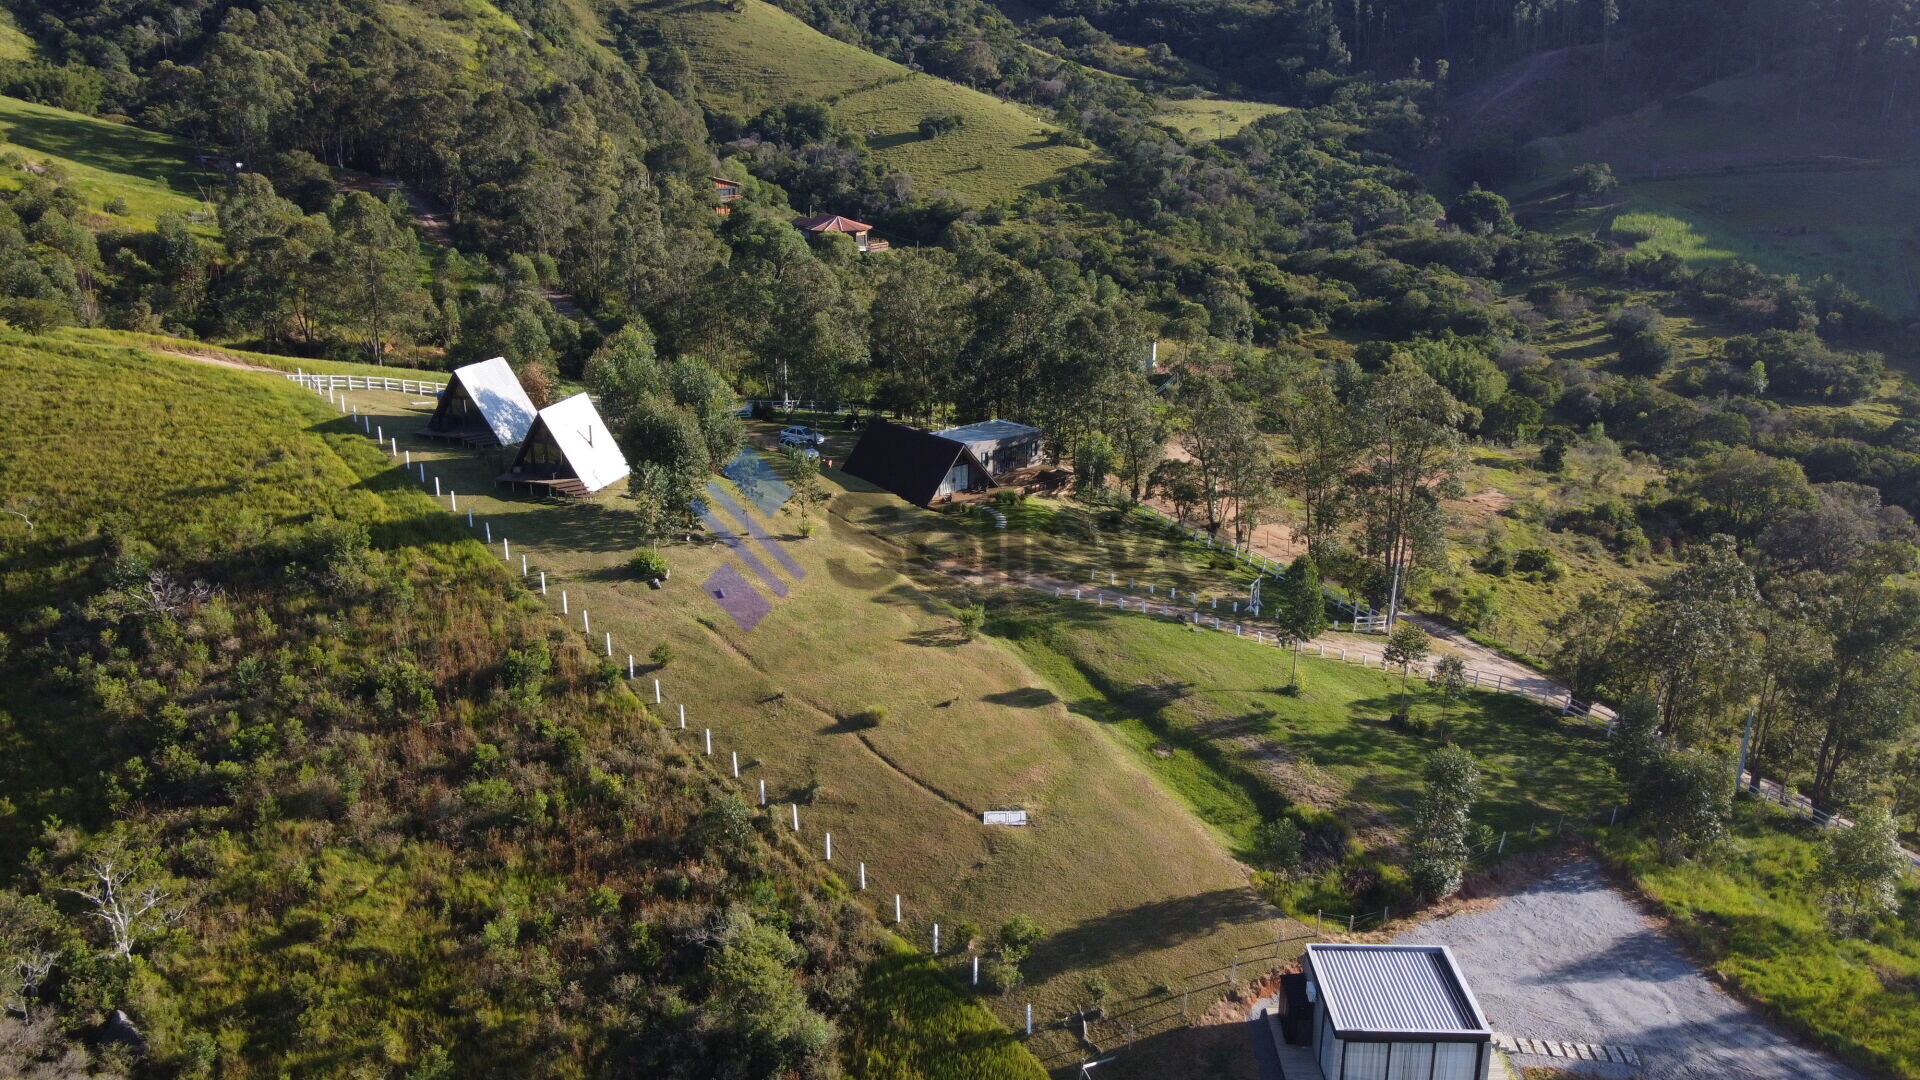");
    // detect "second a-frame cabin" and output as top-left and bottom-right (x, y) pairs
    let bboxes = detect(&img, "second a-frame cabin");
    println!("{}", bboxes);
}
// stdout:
(423, 356), (538, 447)
(496, 393), (630, 498)
(840, 419), (990, 506)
